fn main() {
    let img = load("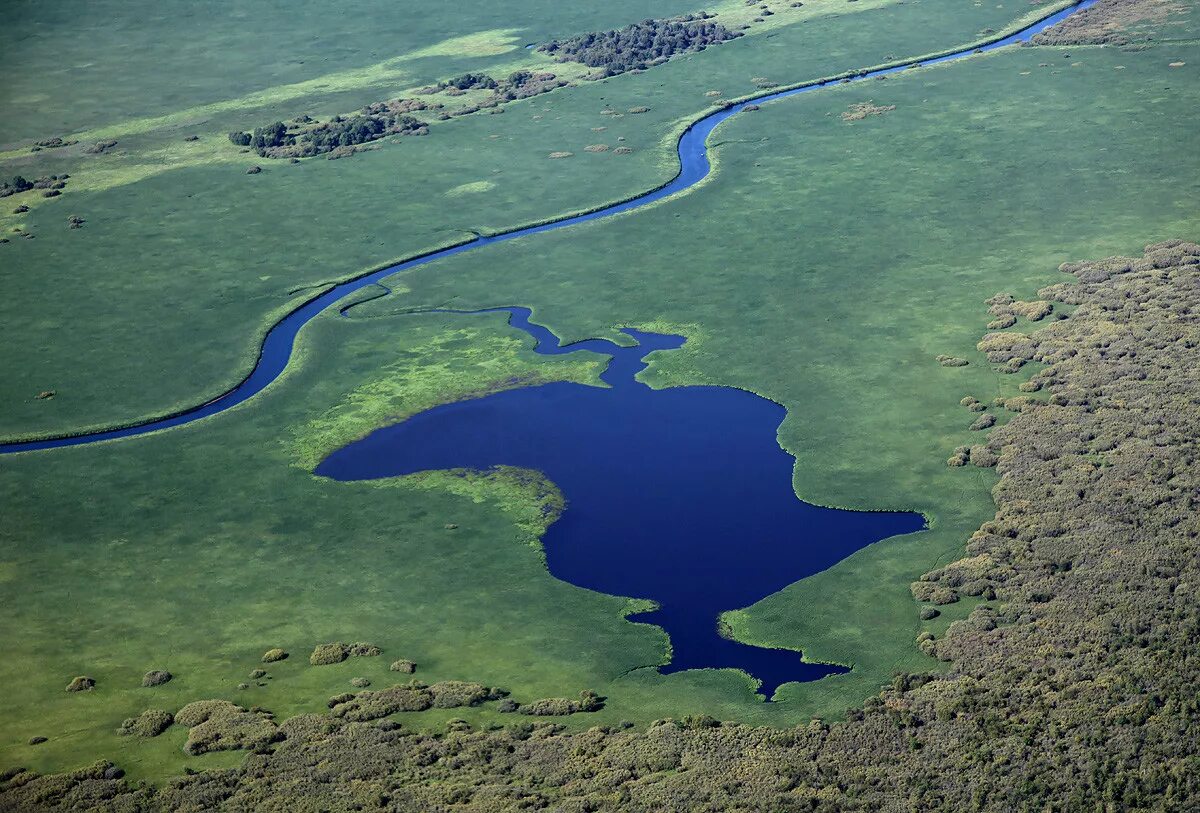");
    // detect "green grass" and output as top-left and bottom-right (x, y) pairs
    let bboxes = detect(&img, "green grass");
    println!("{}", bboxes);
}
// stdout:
(0, 308), (868, 783)
(350, 32), (1200, 714)
(1, 0), (1197, 786)
(0, 0), (1070, 440)
(0, 0), (711, 144)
